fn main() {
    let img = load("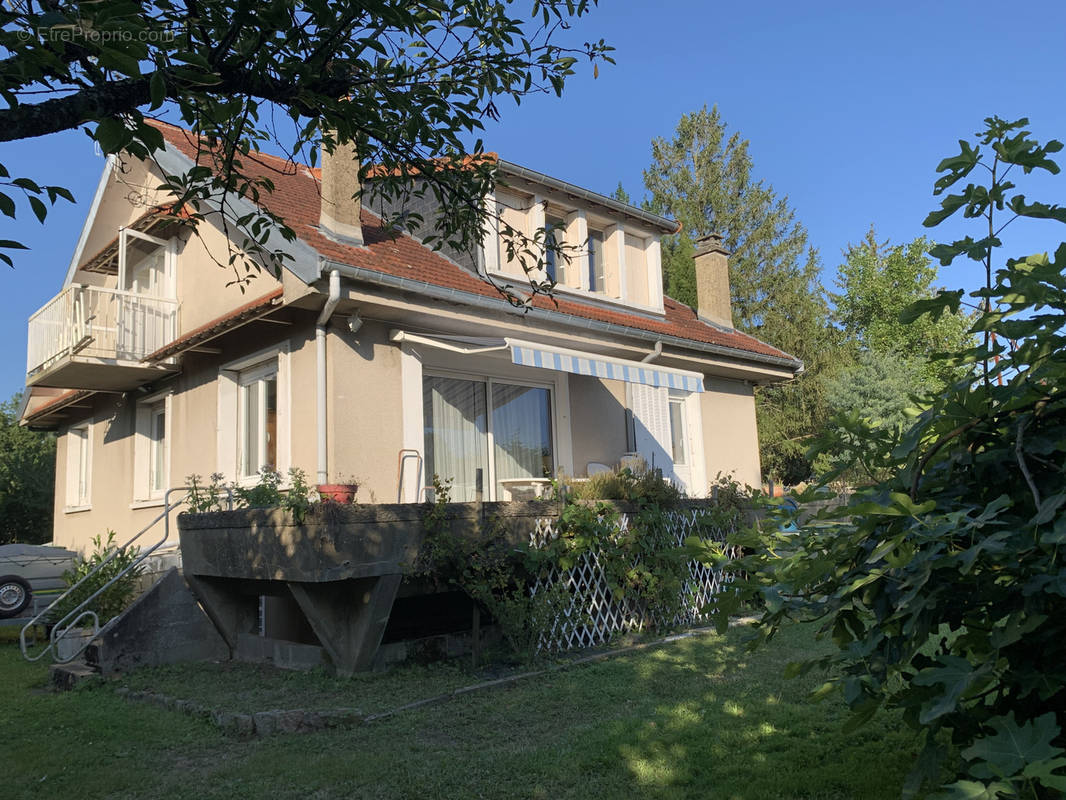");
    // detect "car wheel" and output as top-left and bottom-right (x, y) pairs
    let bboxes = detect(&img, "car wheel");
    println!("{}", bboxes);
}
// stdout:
(0, 575), (32, 618)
